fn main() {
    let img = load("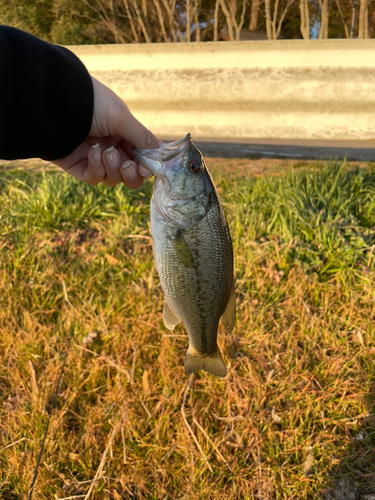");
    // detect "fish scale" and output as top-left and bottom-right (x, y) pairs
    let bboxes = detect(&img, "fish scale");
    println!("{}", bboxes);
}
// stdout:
(153, 202), (231, 350)
(133, 134), (236, 378)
